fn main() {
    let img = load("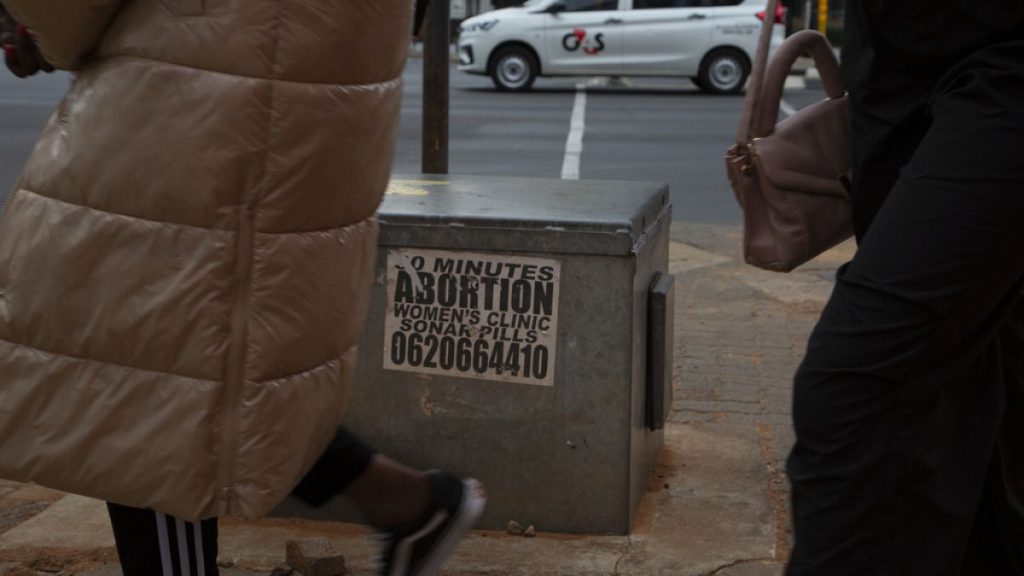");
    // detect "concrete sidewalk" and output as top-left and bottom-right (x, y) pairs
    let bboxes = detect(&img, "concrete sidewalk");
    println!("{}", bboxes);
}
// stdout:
(0, 221), (854, 576)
